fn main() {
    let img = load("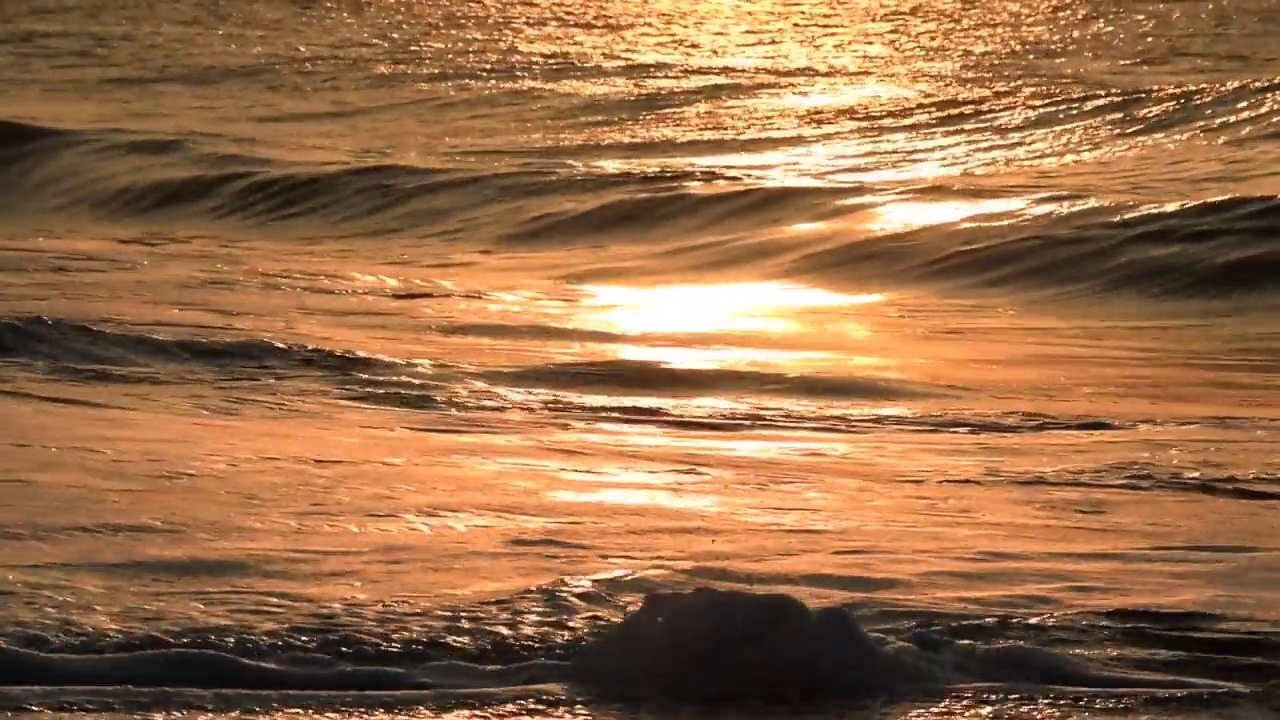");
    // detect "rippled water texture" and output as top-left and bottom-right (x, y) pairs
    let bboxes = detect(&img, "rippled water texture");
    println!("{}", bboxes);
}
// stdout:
(1, 0), (1278, 718)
